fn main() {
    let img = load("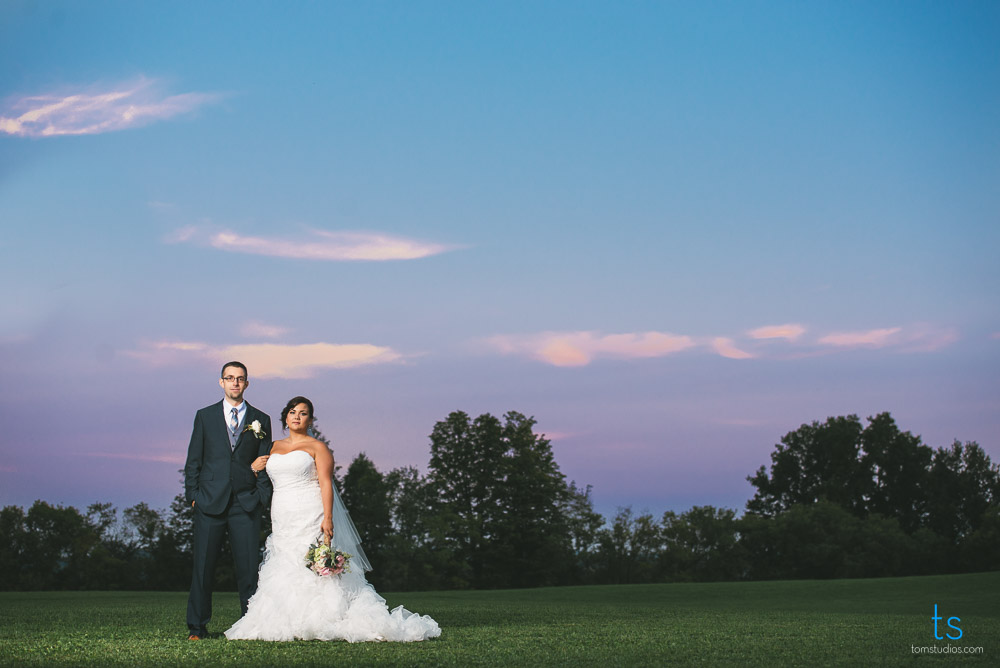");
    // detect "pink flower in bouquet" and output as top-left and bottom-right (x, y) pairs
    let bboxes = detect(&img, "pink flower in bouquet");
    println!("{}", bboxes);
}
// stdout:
(318, 567), (332, 576)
